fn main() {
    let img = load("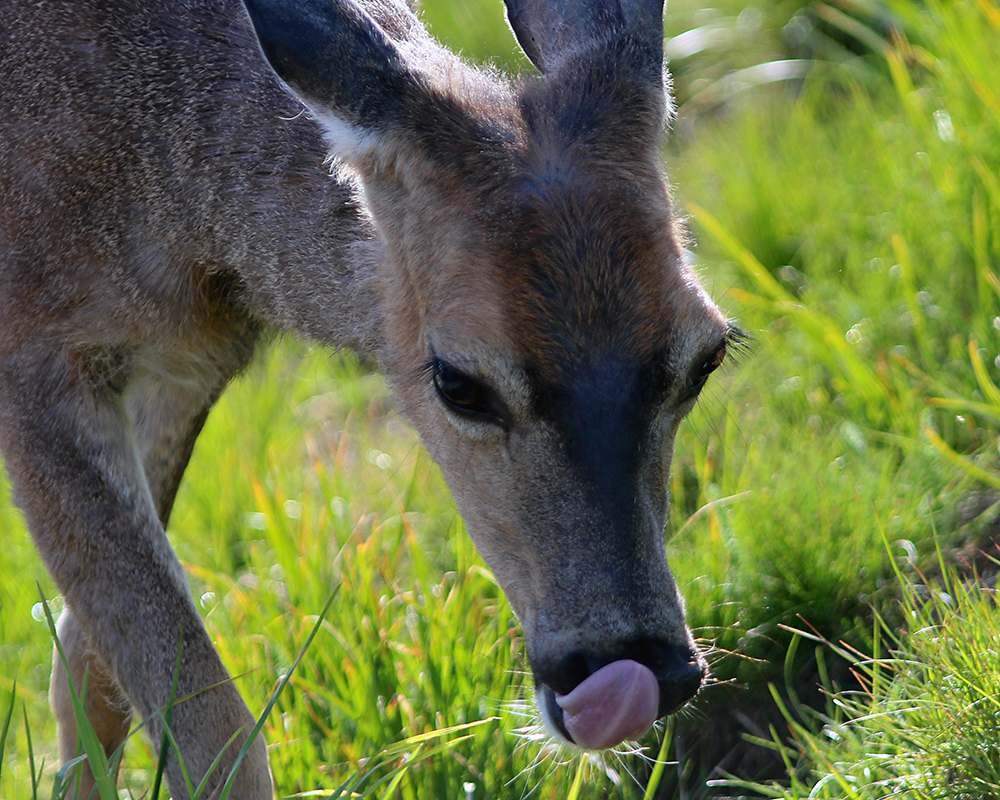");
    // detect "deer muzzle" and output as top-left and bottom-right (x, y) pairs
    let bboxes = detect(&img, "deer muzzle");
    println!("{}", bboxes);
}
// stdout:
(535, 641), (704, 749)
